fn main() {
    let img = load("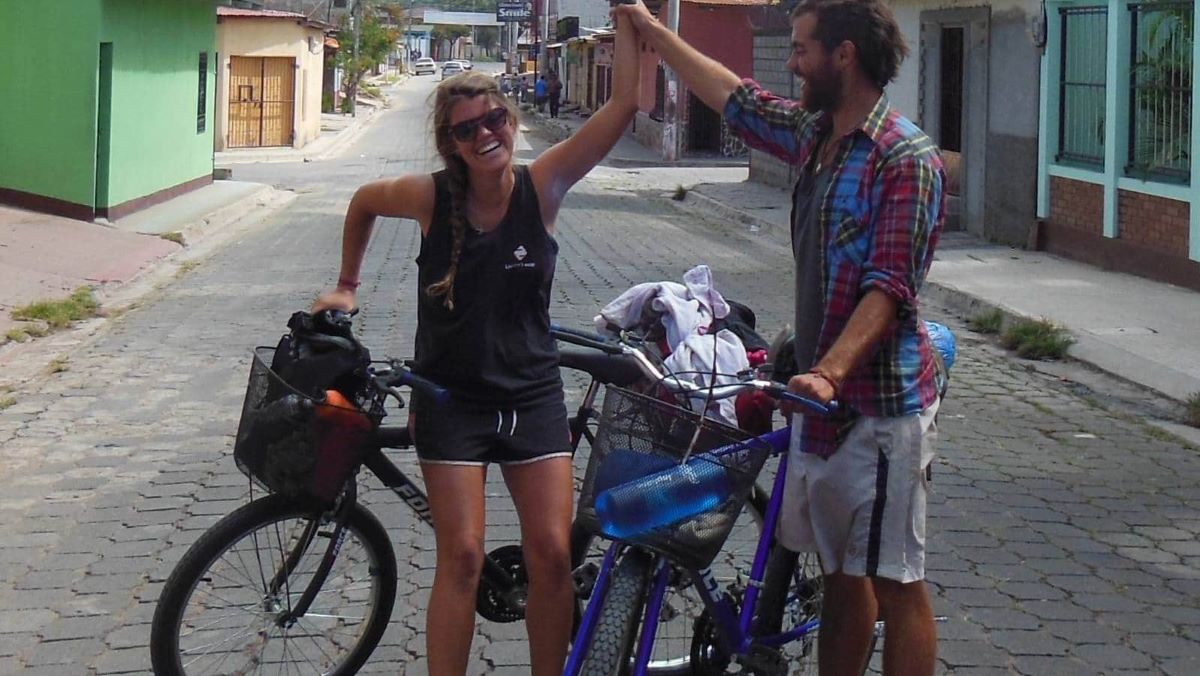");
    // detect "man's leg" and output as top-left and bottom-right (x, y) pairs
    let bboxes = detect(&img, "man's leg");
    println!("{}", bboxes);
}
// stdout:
(818, 572), (877, 676)
(873, 578), (936, 676)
